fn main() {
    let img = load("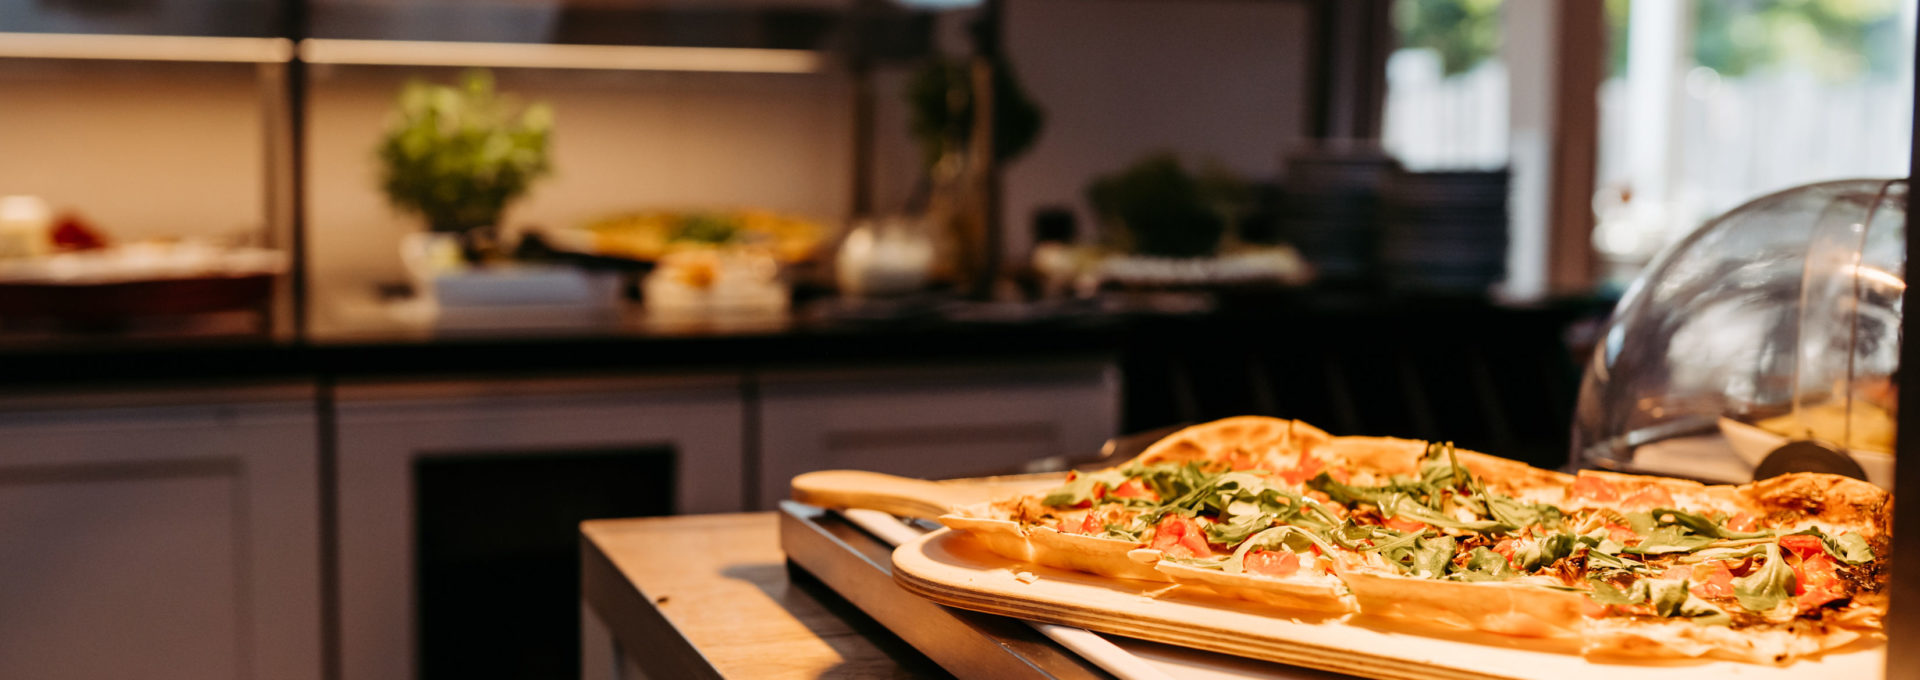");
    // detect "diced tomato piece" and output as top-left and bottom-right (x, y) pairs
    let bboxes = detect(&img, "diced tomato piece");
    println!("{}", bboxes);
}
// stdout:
(1278, 451), (1327, 485)
(1492, 539), (1519, 567)
(1795, 553), (1846, 611)
(1779, 535), (1827, 560)
(1570, 473), (1620, 503)
(1603, 522), (1639, 544)
(1076, 511), (1103, 535)
(1110, 479), (1158, 501)
(1619, 485), (1674, 509)
(1243, 549), (1302, 577)
(1726, 512), (1760, 533)
(1383, 516), (1430, 534)
(1689, 561), (1736, 599)
(1329, 468), (1352, 484)
(1148, 515), (1213, 558)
